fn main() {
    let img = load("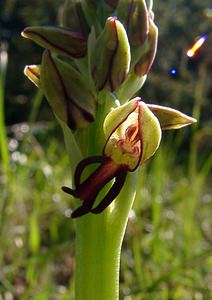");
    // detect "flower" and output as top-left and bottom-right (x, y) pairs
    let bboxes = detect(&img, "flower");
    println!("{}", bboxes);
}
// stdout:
(62, 98), (161, 218)
(62, 97), (196, 218)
